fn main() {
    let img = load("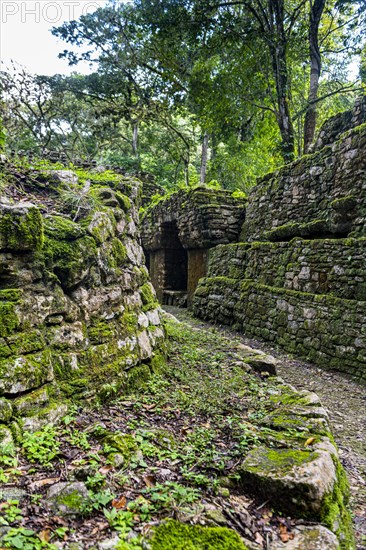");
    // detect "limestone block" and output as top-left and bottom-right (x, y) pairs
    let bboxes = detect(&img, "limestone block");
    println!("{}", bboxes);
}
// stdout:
(21, 403), (68, 432)
(245, 354), (278, 376)
(238, 446), (336, 516)
(270, 525), (340, 549)
(49, 169), (78, 185)
(0, 350), (54, 394)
